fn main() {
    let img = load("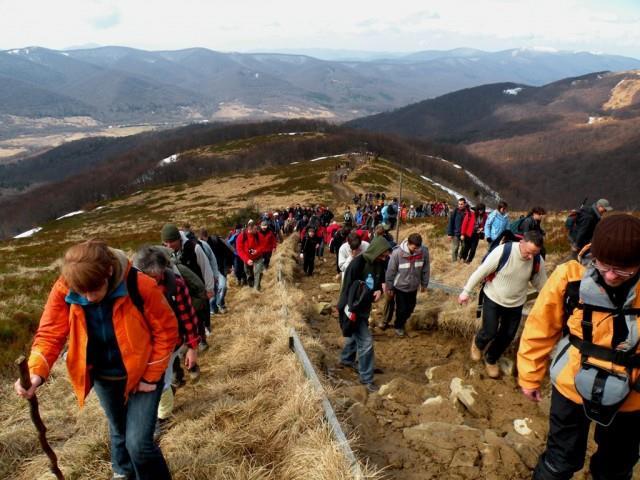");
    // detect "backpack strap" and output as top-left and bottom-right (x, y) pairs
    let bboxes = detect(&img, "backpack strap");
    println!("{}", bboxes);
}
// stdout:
(126, 267), (144, 315)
